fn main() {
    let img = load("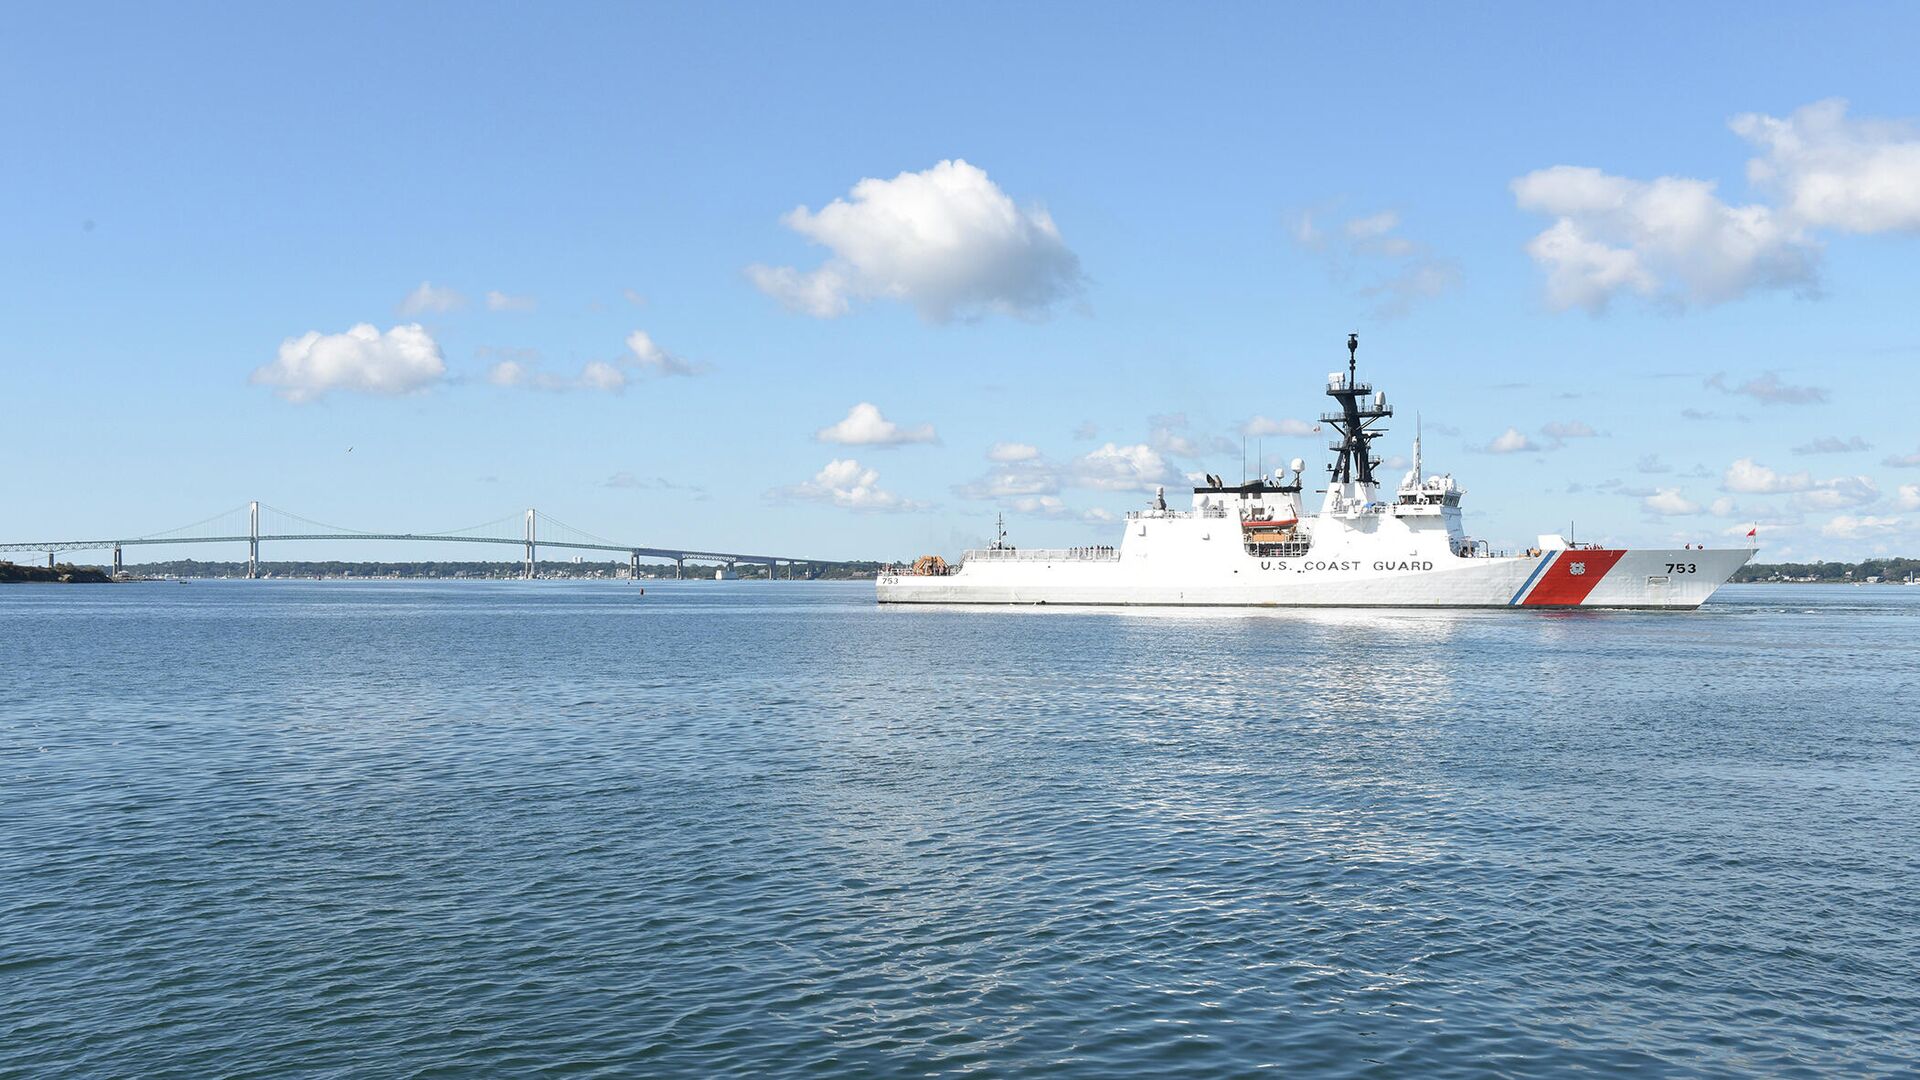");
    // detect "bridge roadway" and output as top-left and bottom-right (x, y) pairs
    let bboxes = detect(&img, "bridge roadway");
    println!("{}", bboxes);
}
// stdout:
(0, 534), (800, 565)
(0, 525), (821, 579)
